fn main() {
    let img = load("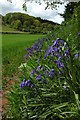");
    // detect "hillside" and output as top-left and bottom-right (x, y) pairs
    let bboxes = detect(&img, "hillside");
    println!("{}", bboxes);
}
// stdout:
(2, 12), (59, 34)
